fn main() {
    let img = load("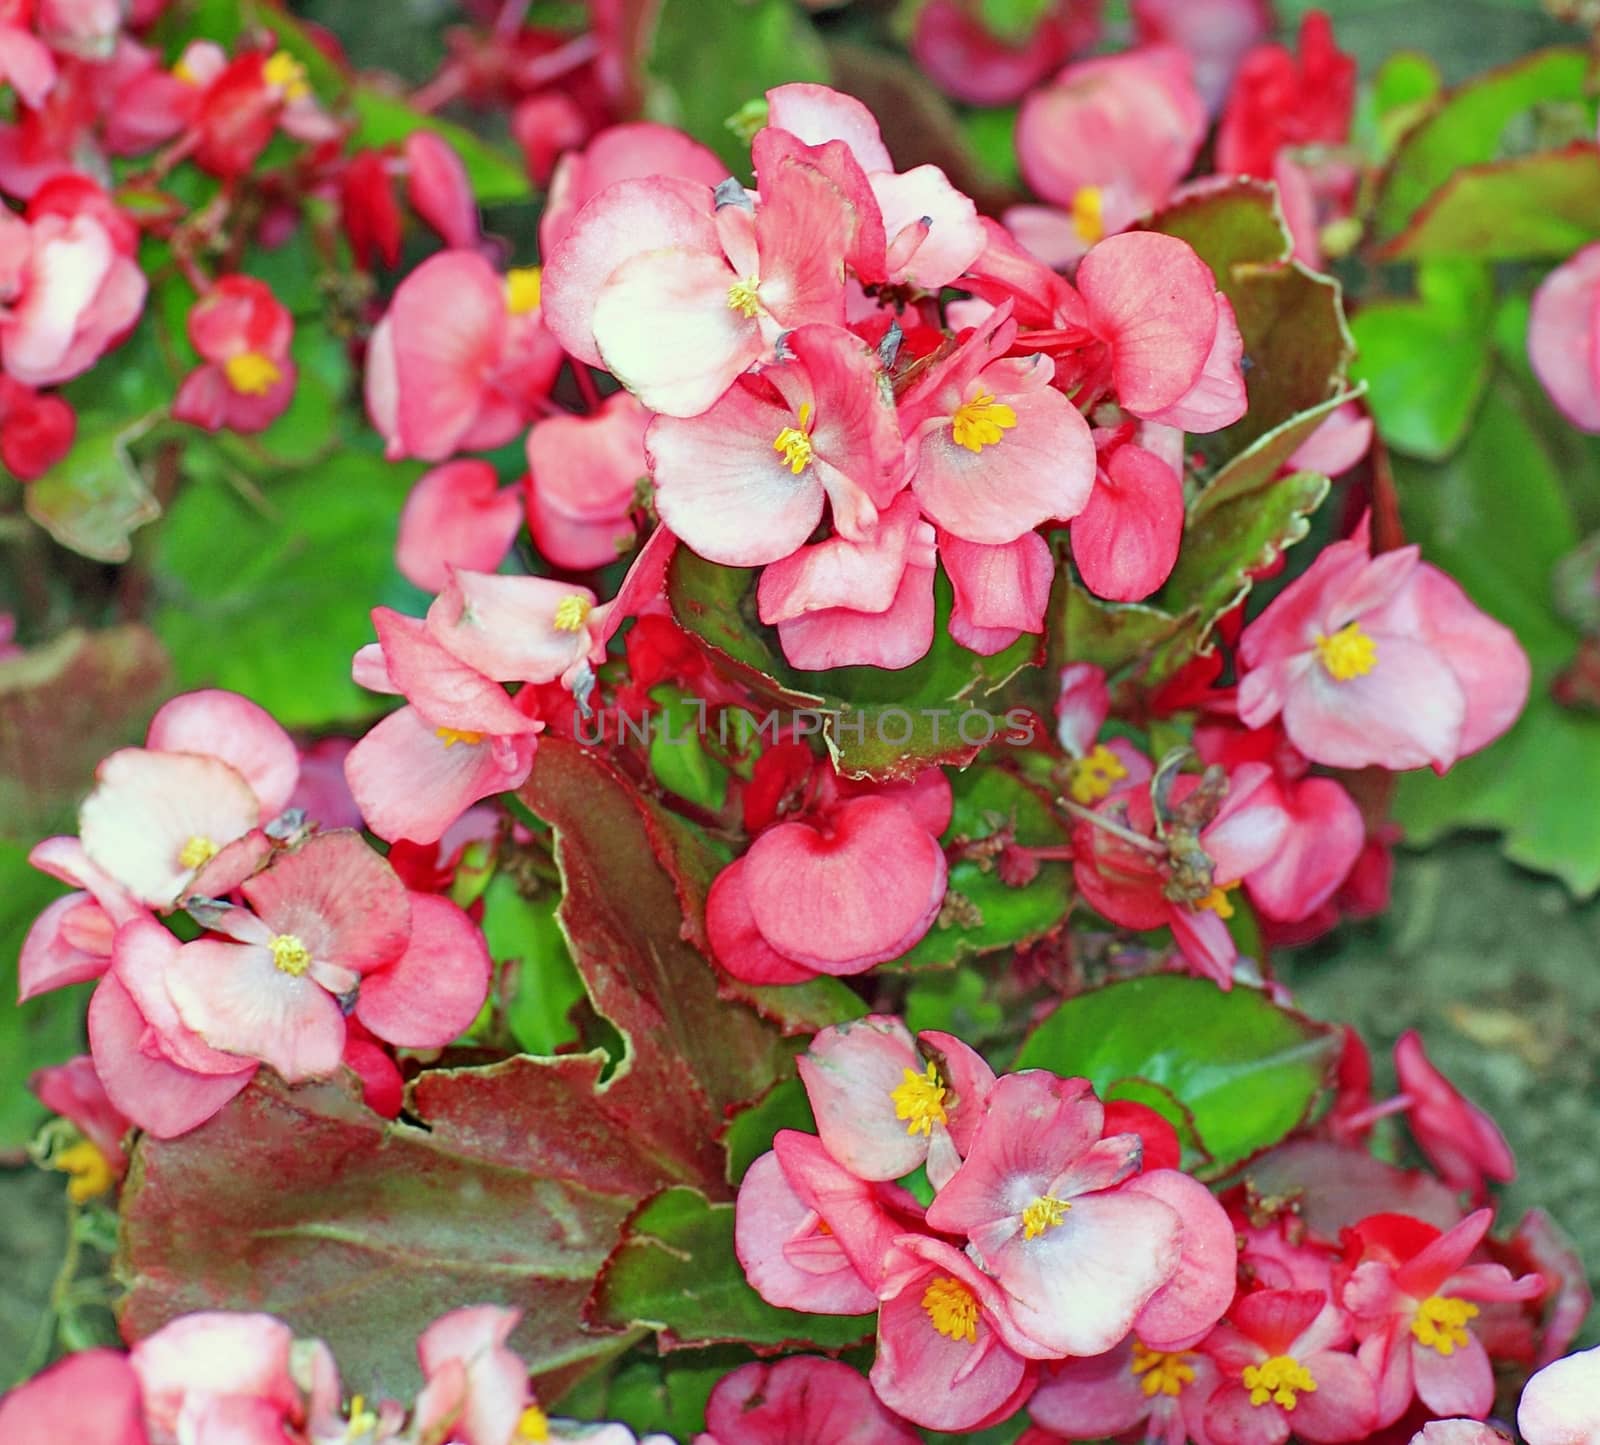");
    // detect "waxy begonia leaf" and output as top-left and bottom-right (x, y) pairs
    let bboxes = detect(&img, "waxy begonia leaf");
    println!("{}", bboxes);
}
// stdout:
(1380, 142), (1600, 261)
(119, 740), (804, 1385)
(1150, 180), (1354, 466)
(1054, 573), (1189, 678)
(1372, 45), (1591, 242)
(153, 451), (419, 730)
(1393, 381), (1600, 896)
(893, 767), (1072, 971)
(721, 1076), (815, 1184)
(1351, 261), (1494, 460)
(668, 551), (1042, 780)
(648, 687), (730, 811)
(0, 841), (93, 1151)
(1014, 975), (1338, 1174)
(643, 0), (829, 173)
(480, 872), (585, 1057)
(0, 626), (170, 843)
(350, 88), (533, 204)
(1190, 389), (1361, 520)
(24, 415), (161, 564)
(587, 1186), (874, 1349)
